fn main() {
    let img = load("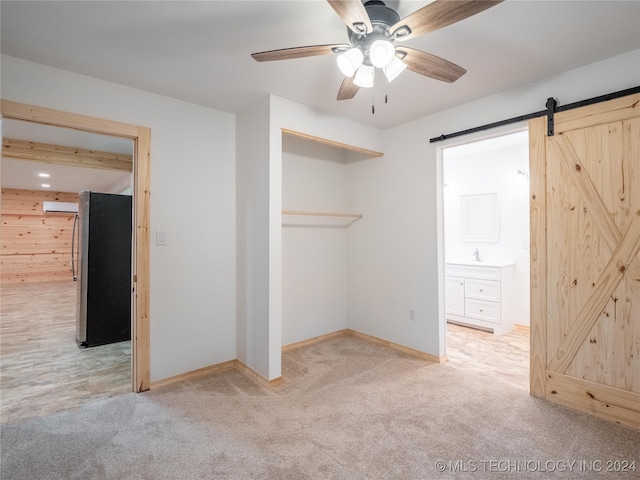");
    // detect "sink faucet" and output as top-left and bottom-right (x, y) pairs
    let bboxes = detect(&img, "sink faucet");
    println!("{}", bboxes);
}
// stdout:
(474, 248), (481, 262)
